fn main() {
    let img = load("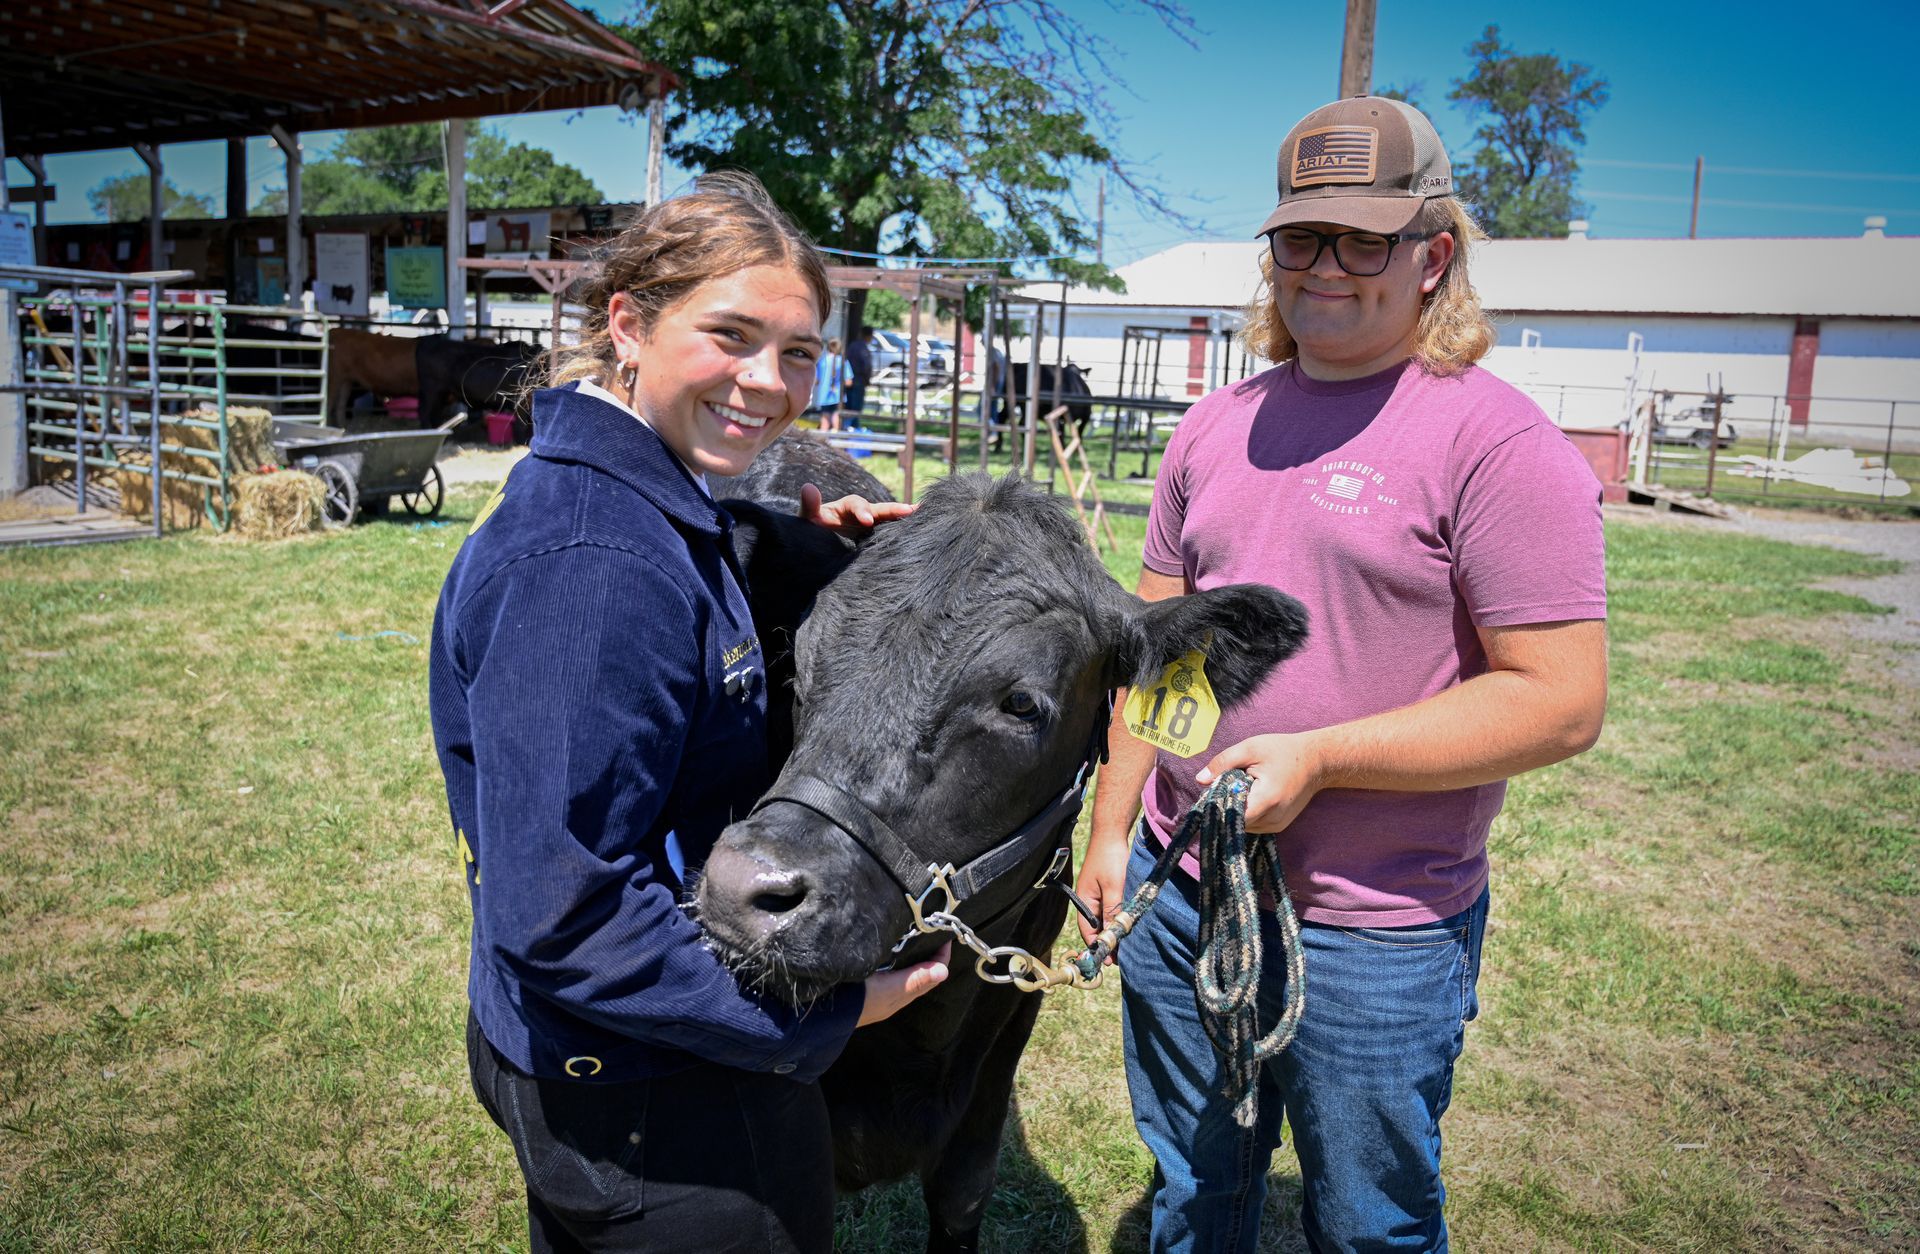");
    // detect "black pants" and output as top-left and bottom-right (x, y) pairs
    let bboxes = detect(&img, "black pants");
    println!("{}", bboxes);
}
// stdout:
(466, 1013), (837, 1253)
